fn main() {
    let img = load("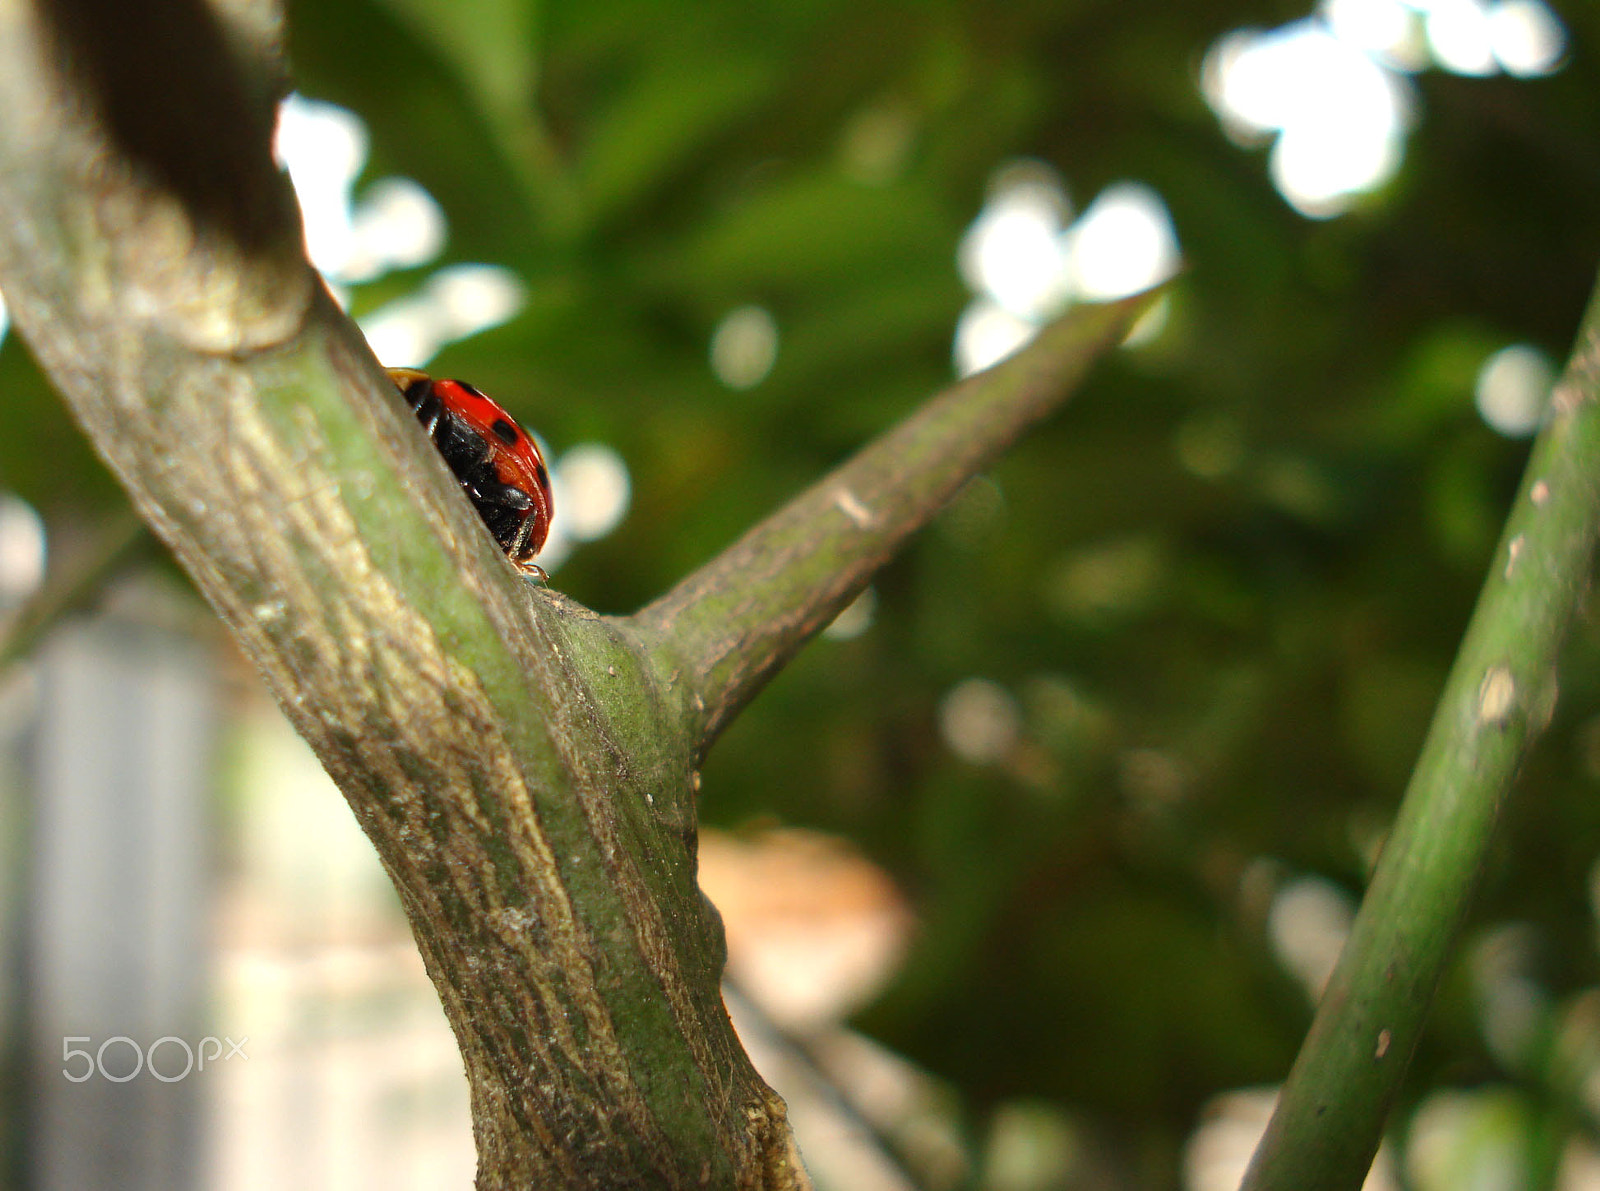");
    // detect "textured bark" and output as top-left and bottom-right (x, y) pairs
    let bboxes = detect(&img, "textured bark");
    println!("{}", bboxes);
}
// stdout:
(0, 1), (801, 1185)
(0, 0), (1150, 1185)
